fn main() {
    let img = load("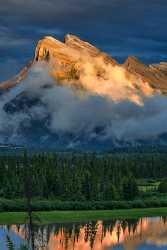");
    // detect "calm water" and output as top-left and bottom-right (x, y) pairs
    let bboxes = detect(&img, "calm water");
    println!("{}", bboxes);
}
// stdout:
(1, 217), (167, 250)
